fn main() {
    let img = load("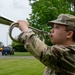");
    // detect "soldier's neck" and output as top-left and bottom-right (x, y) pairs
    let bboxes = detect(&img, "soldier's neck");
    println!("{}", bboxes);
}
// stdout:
(59, 40), (75, 47)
